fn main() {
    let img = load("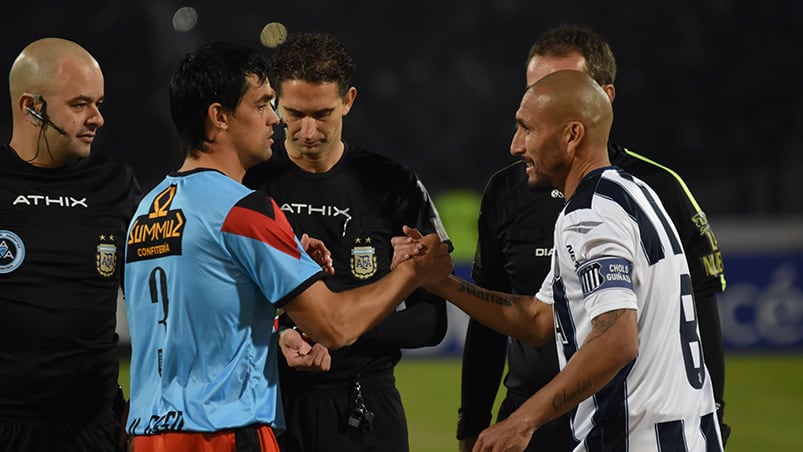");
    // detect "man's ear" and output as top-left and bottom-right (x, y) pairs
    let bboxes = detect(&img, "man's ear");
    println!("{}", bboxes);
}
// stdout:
(601, 83), (616, 103)
(564, 121), (585, 155)
(341, 86), (357, 116)
(20, 93), (42, 126)
(208, 102), (229, 130)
